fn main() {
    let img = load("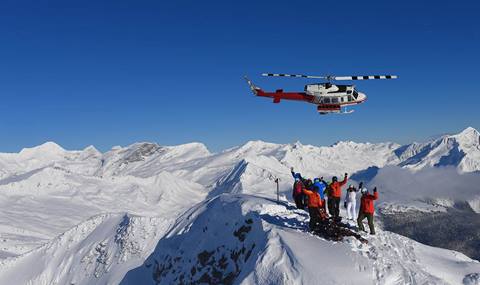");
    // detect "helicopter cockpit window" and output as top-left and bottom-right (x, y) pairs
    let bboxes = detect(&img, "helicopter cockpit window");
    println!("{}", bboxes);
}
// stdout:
(353, 90), (359, 99)
(331, 97), (339, 104)
(348, 95), (354, 102)
(323, 97), (331, 104)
